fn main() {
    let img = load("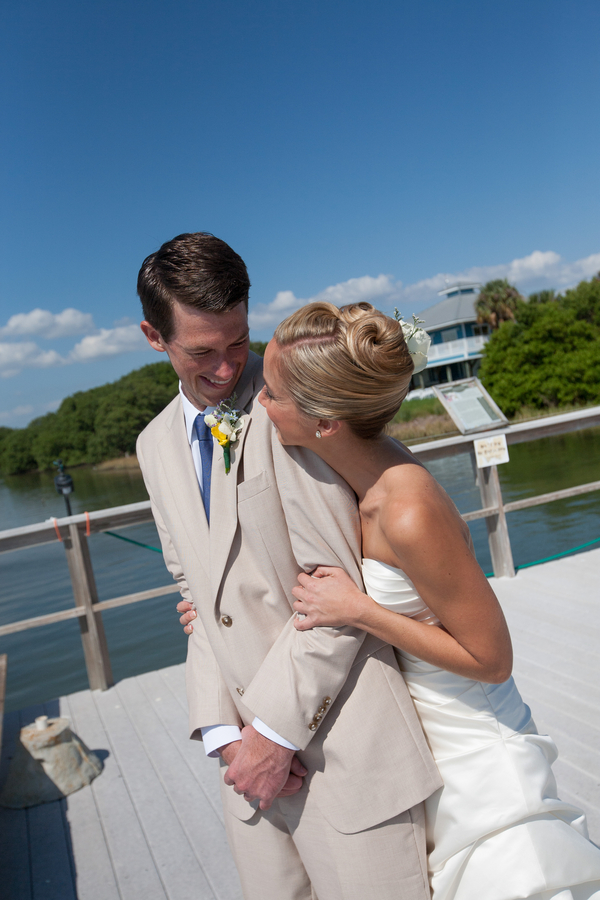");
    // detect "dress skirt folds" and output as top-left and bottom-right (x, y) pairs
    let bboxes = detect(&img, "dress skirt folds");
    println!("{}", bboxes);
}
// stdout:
(361, 558), (600, 900)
